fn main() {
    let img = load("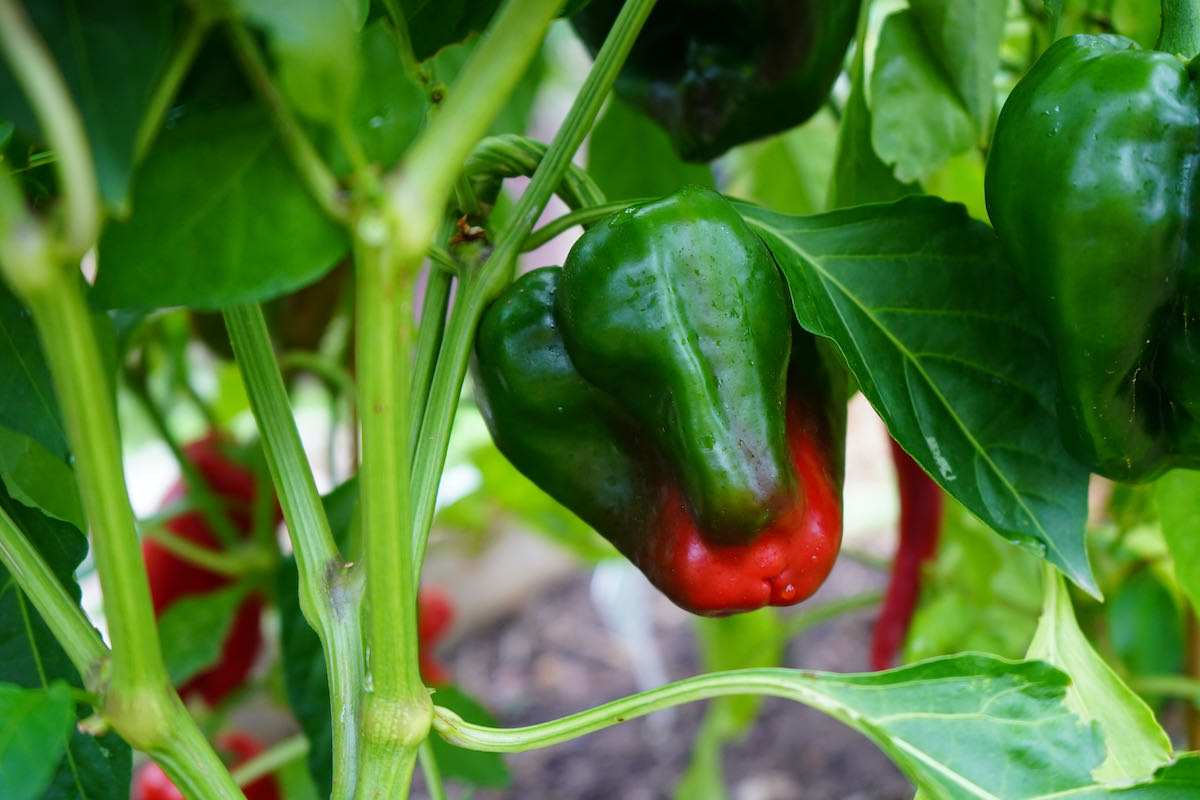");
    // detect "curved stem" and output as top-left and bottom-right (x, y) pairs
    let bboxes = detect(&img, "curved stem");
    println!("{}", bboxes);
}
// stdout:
(408, 0), (659, 574)
(464, 134), (607, 211)
(229, 733), (310, 787)
(0, 503), (108, 687)
(433, 668), (856, 754)
(0, 0), (99, 257)
(1159, 0), (1200, 57)
(141, 525), (269, 578)
(522, 199), (641, 252)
